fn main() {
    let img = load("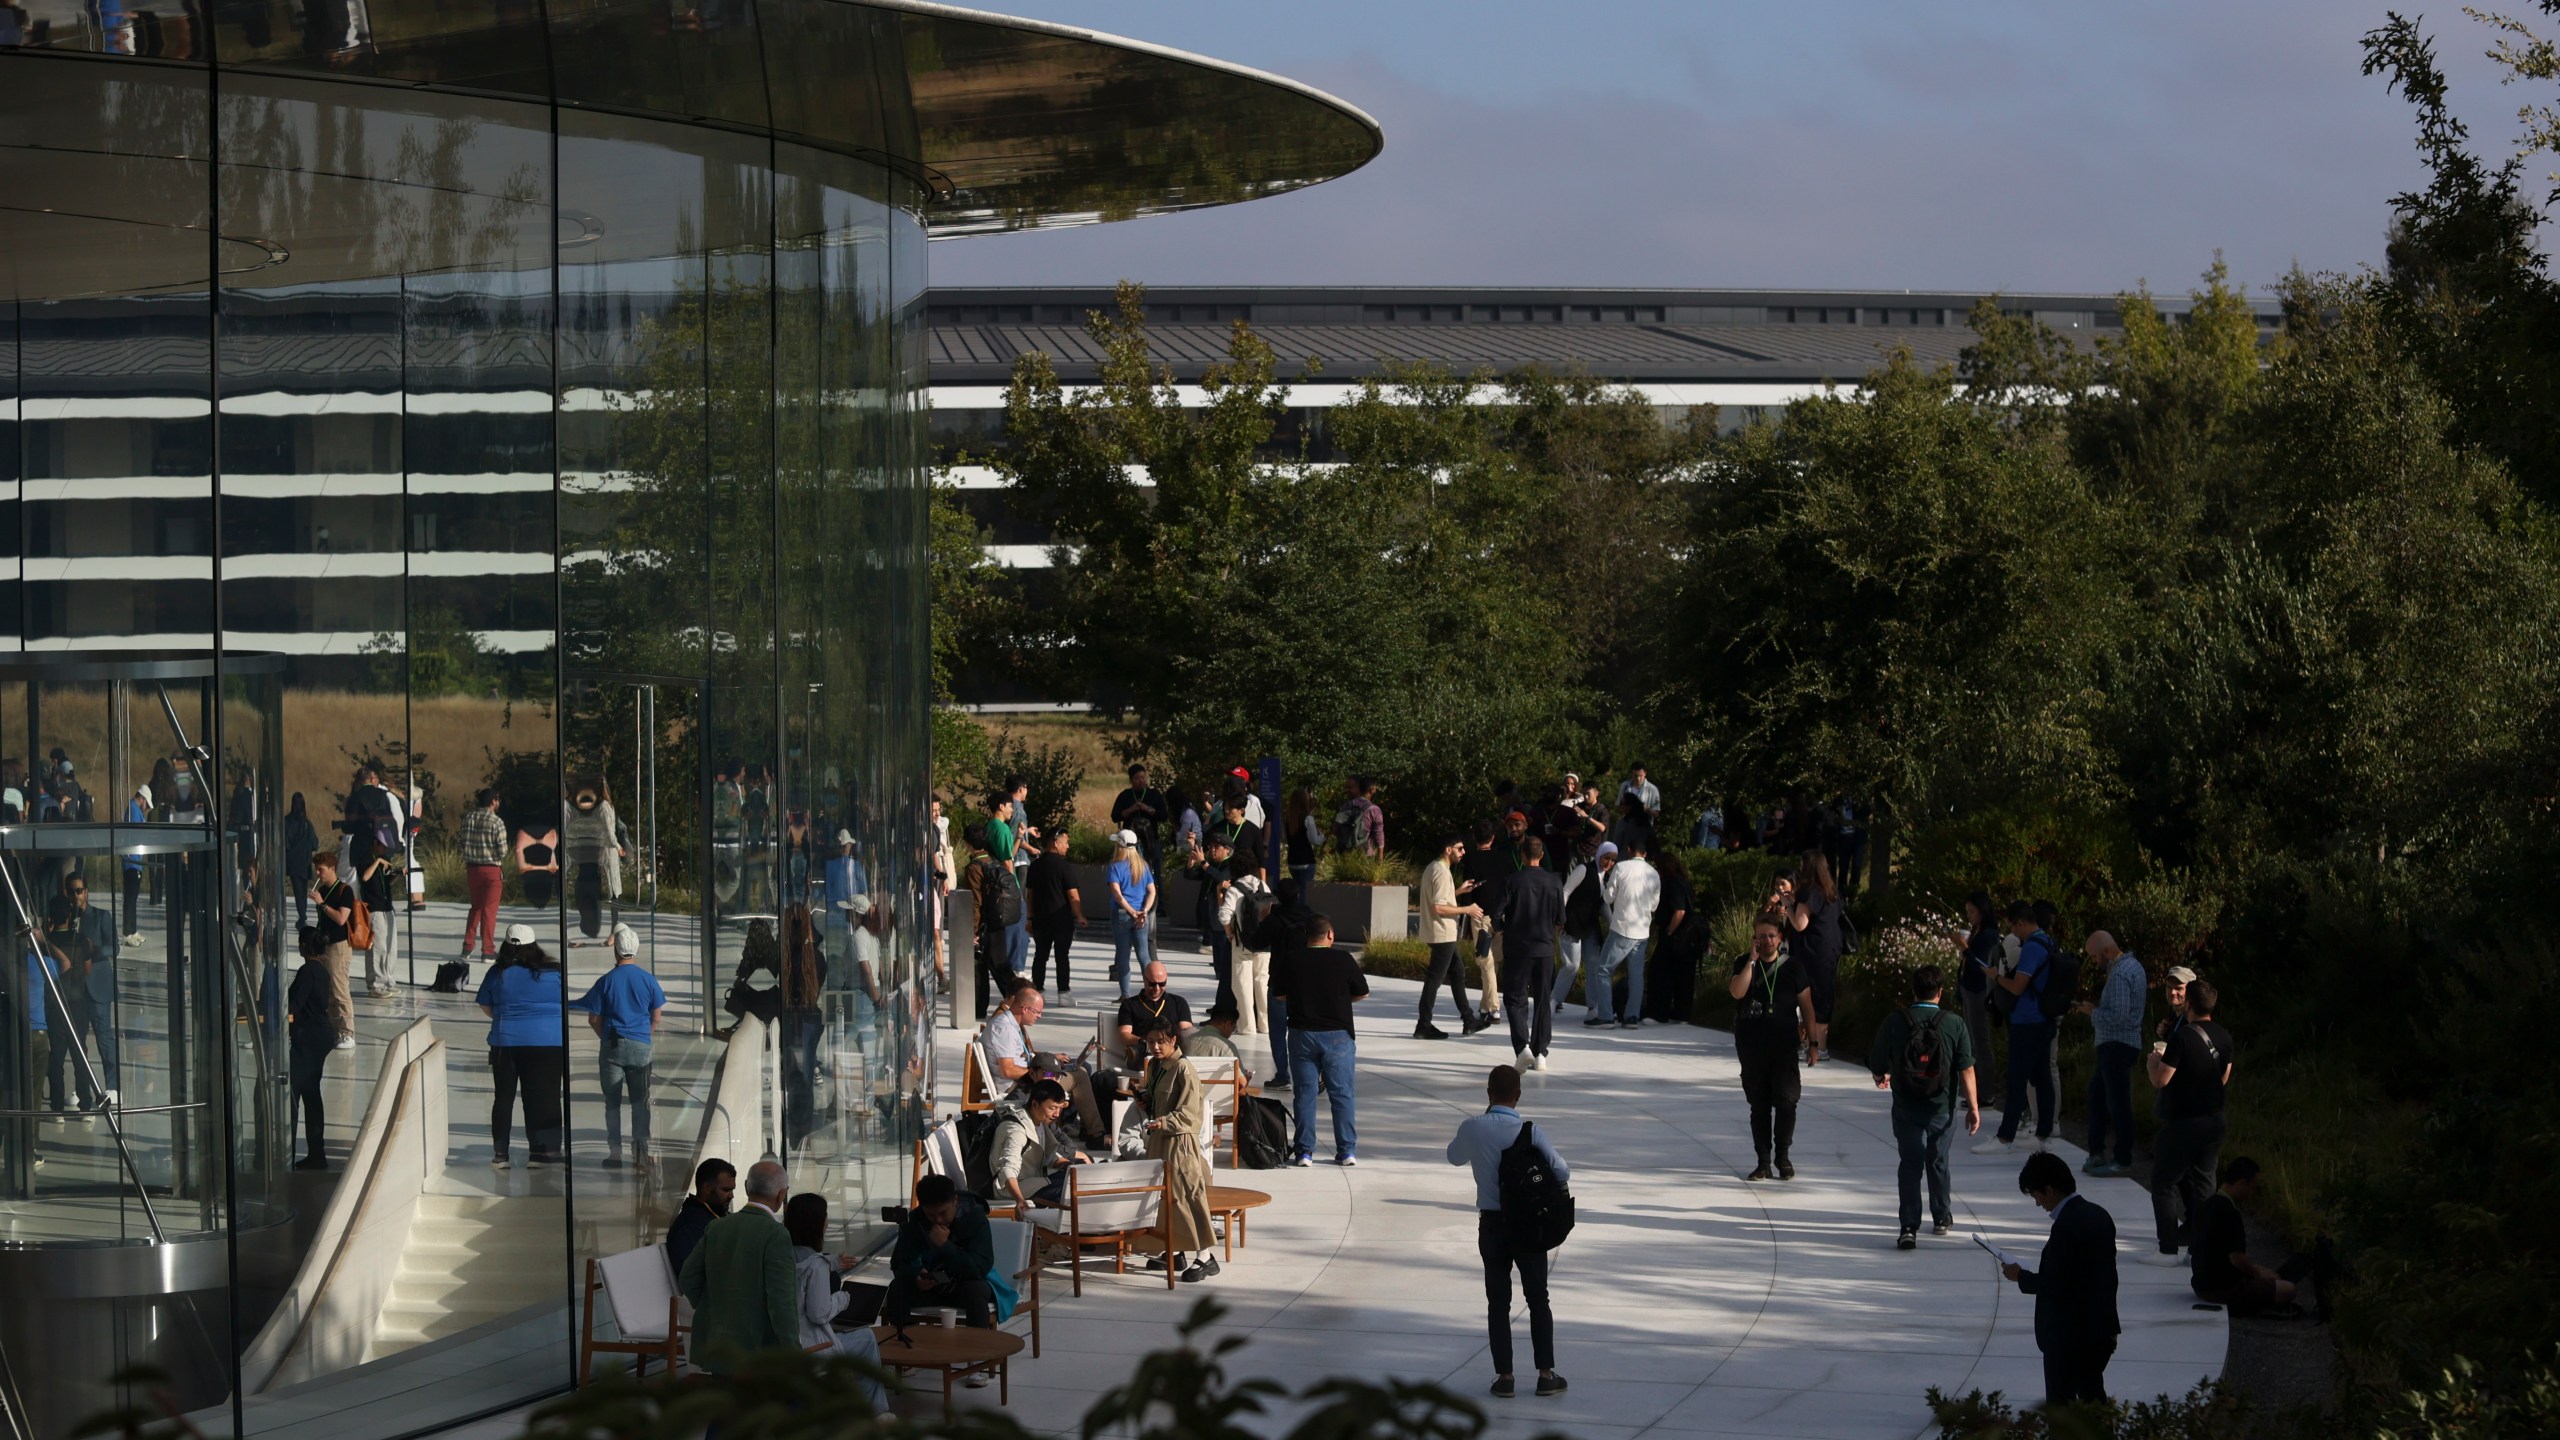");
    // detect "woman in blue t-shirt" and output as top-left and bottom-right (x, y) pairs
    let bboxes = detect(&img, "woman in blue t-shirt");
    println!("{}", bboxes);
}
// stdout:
(1106, 833), (1157, 998)
(475, 923), (567, 1167)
